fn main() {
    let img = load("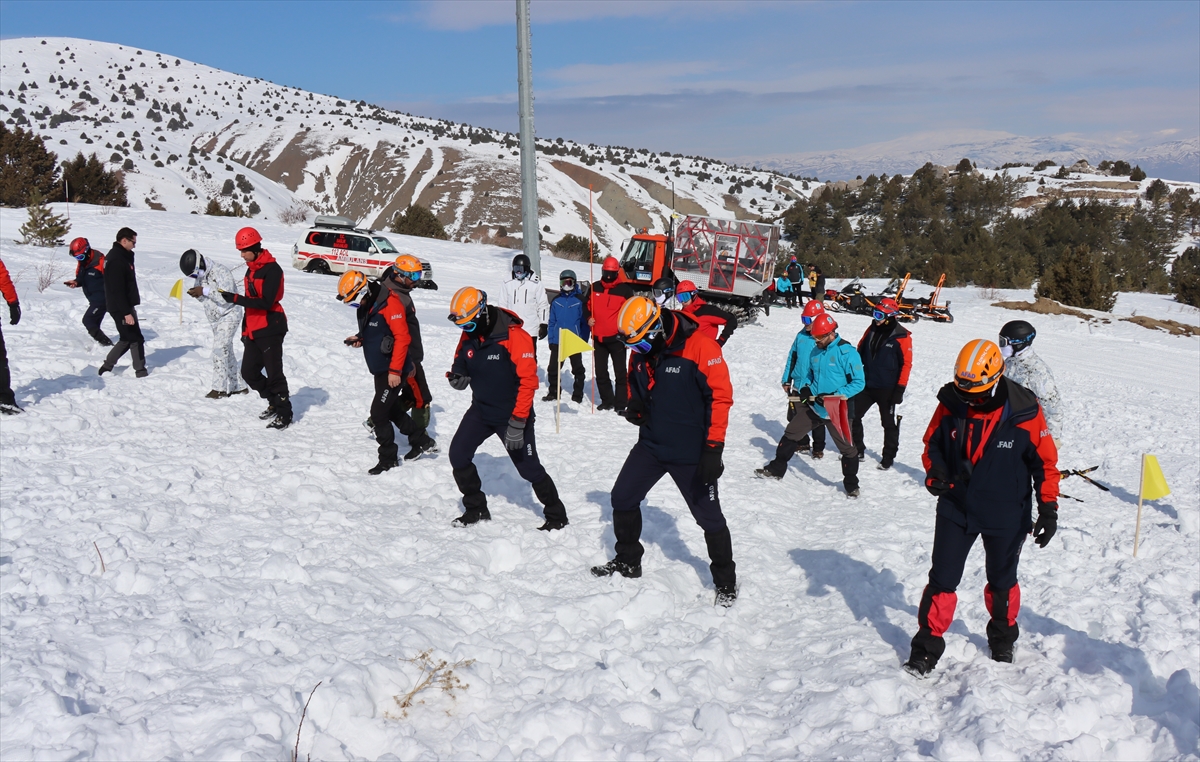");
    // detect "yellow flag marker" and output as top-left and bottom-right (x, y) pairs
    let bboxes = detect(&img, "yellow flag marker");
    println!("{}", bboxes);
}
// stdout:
(169, 279), (184, 324)
(1134, 454), (1171, 557)
(555, 328), (594, 433)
